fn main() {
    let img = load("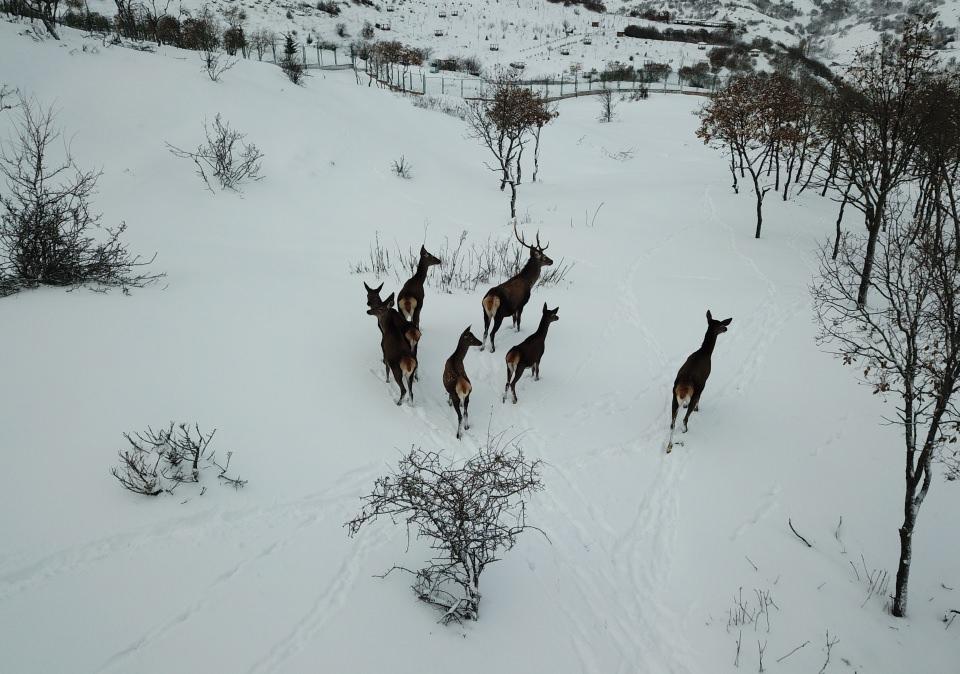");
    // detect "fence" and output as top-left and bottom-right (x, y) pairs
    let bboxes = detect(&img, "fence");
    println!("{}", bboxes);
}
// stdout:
(252, 43), (727, 100)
